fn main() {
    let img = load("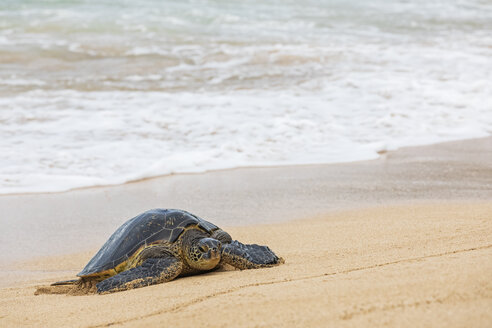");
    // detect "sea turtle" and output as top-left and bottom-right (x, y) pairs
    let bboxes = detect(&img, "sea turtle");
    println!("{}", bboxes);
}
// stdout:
(52, 209), (283, 294)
